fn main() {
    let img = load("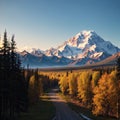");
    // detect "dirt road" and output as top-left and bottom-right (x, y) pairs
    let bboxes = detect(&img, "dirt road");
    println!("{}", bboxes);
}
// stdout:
(47, 89), (82, 120)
